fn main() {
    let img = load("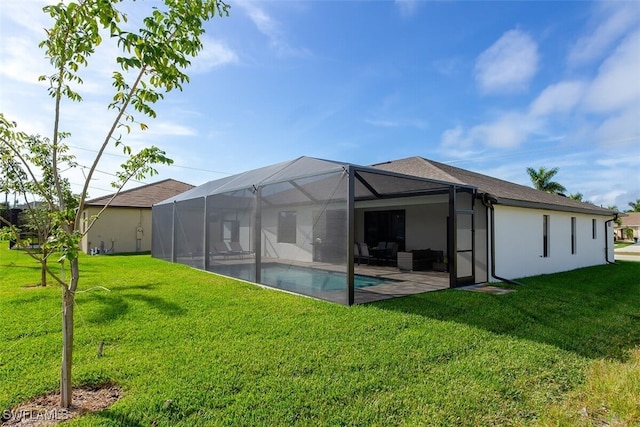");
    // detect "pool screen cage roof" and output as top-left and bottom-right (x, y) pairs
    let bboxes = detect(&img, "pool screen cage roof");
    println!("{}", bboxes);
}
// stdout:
(152, 156), (475, 305)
